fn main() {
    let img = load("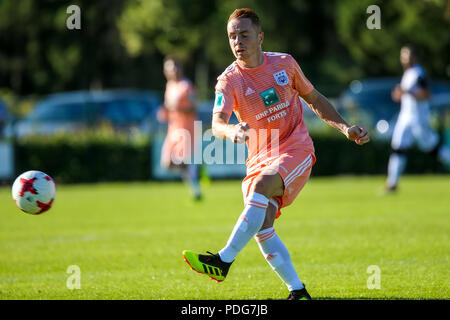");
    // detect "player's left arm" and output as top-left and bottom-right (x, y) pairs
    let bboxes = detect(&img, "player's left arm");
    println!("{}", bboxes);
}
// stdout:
(395, 75), (430, 101)
(409, 75), (431, 100)
(411, 88), (430, 100)
(302, 89), (370, 145)
(289, 55), (369, 145)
